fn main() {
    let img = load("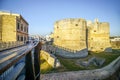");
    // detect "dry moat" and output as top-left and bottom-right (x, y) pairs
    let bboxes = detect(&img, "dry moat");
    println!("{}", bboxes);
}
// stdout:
(40, 49), (120, 74)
